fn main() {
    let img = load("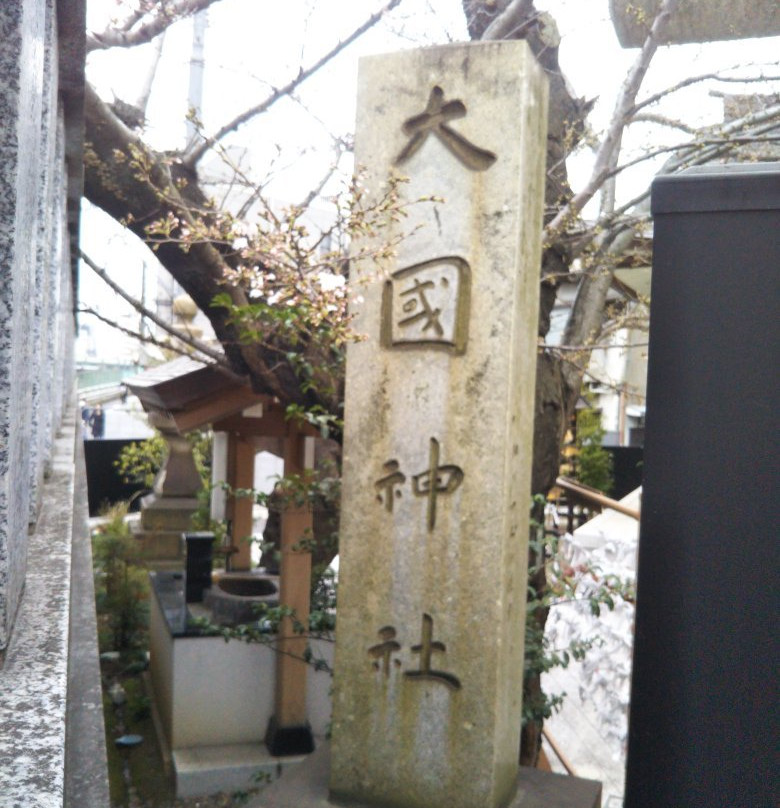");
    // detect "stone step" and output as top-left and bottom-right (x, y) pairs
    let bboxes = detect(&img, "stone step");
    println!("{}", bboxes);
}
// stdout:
(173, 742), (312, 799)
